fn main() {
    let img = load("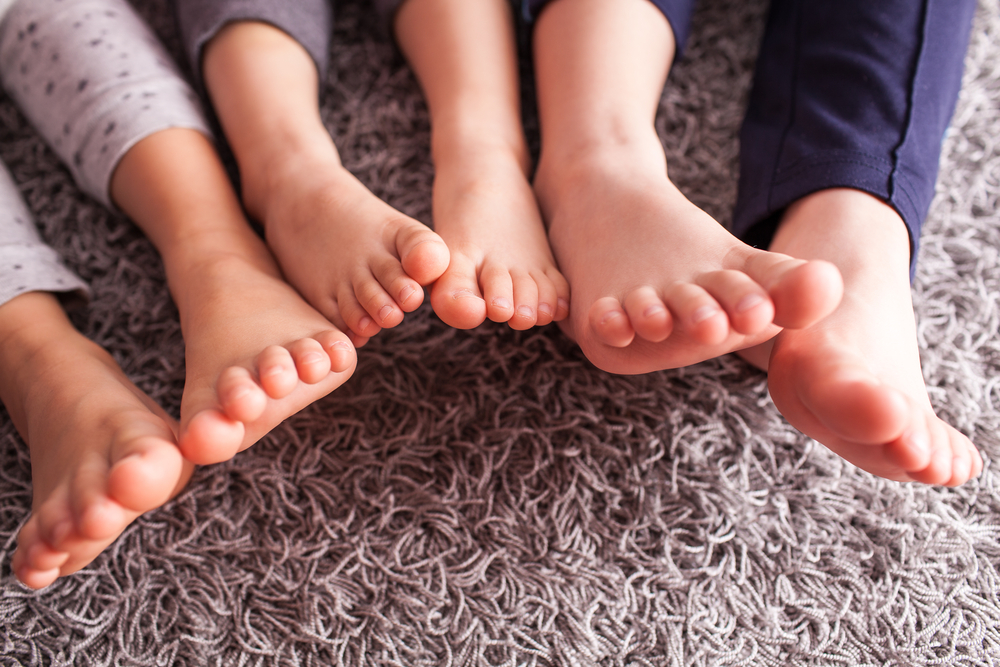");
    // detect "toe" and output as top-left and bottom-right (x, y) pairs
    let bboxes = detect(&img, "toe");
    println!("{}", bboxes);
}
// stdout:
(535, 272), (559, 326)
(353, 270), (404, 330)
(108, 436), (185, 512)
(287, 337), (333, 385)
(216, 366), (268, 423)
(337, 281), (383, 339)
(622, 287), (672, 343)
(430, 258), (488, 329)
(588, 297), (635, 348)
(752, 255), (843, 330)
(179, 409), (245, 465)
(316, 330), (356, 374)
(663, 283), (728, 345)
(69, 457), (127, 542)
(509, 270), (539, 331)
(371, 253), (425, 313)
(697, 270), (774, 335)
(481, 263), (515, 324)
(395, 221), (451, 285)
(256, 346), (299, 399)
